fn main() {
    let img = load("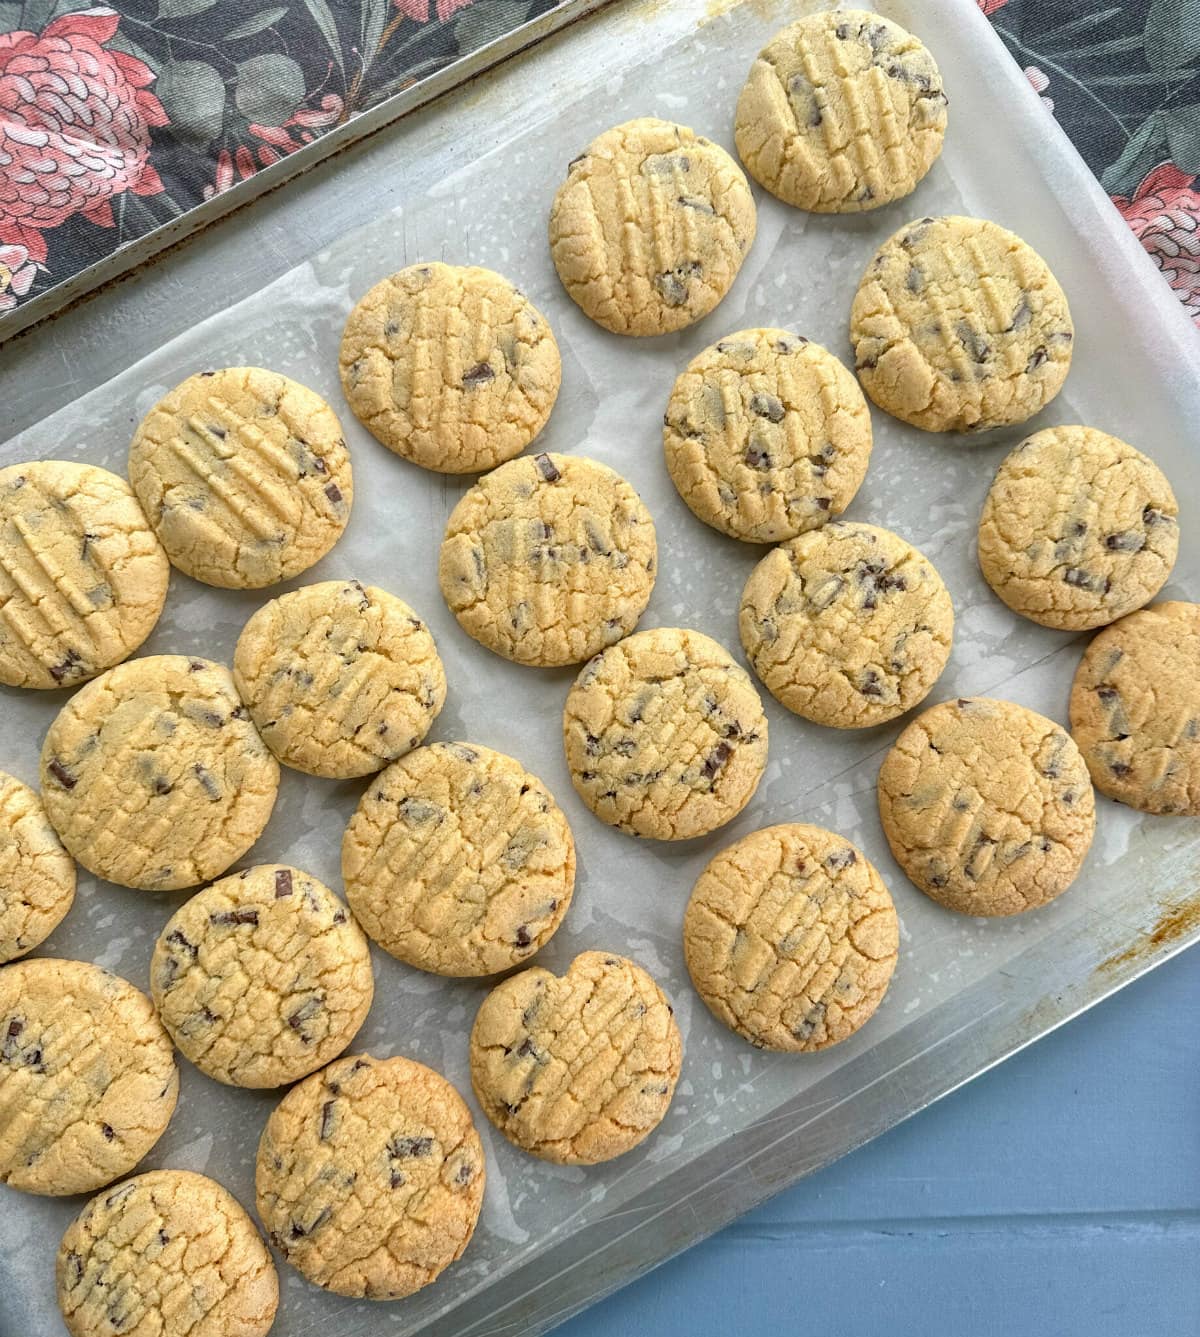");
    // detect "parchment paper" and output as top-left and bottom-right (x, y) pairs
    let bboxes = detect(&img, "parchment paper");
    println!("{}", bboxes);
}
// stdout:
(3, 1), (1199, 1333)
